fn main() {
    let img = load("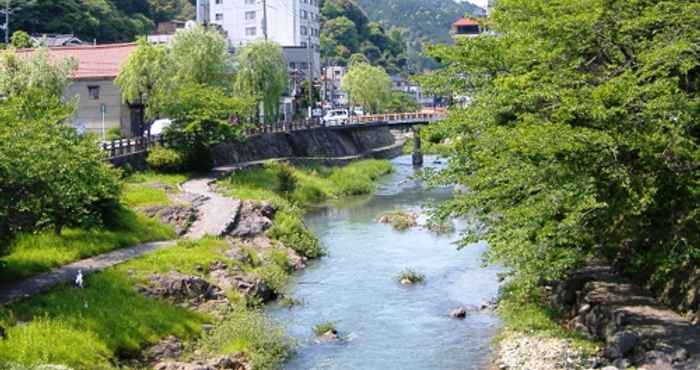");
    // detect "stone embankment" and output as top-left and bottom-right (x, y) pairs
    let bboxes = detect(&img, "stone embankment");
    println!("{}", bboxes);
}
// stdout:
(494, 264), (700, 370)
